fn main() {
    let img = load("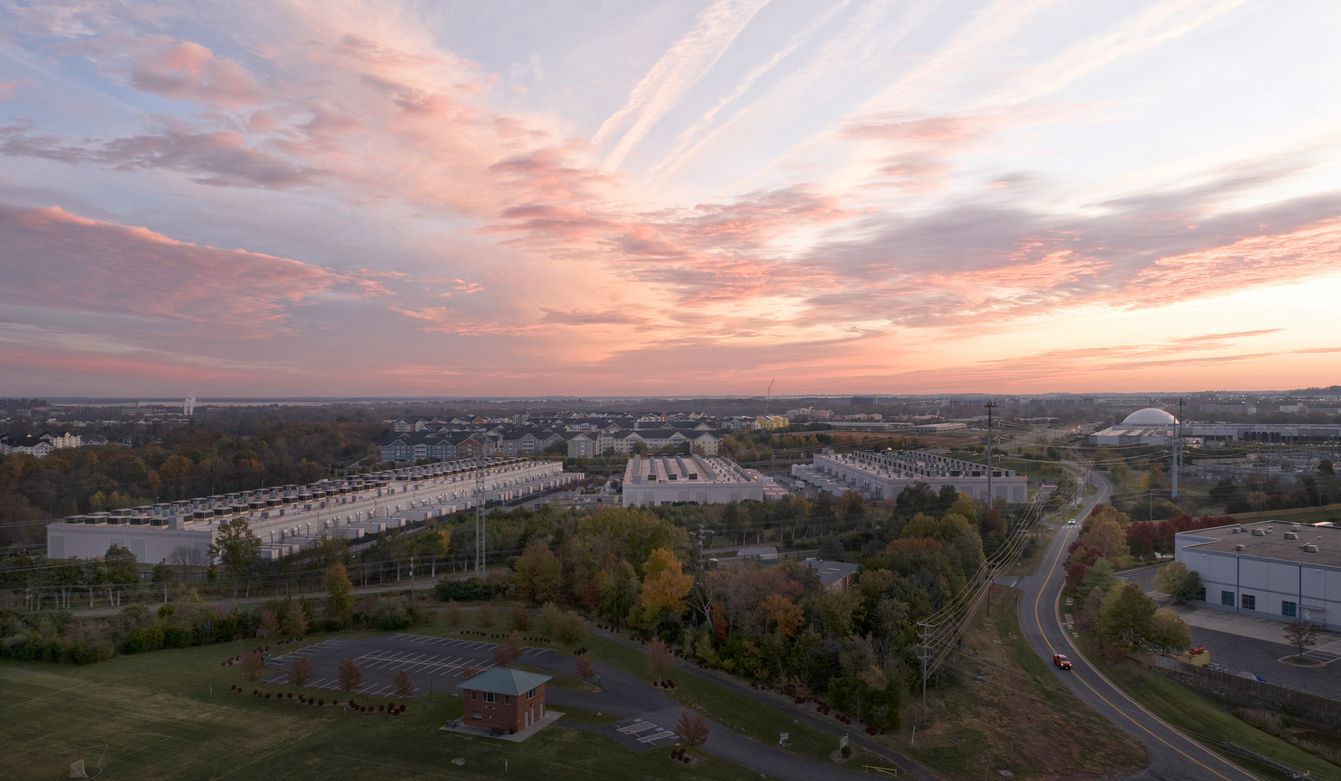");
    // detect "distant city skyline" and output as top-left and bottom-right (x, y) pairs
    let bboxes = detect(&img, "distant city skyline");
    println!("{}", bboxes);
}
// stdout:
(2, 0), (1339, 396)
